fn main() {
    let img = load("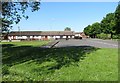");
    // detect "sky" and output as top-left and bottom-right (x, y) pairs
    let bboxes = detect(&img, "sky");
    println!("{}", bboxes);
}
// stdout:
(12, 2), (118, 32)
